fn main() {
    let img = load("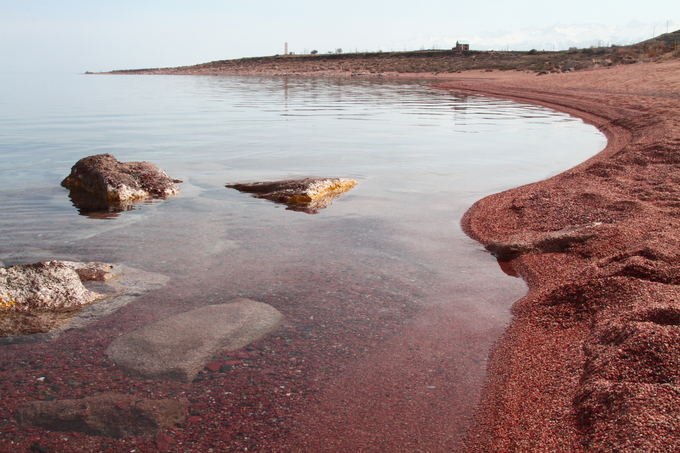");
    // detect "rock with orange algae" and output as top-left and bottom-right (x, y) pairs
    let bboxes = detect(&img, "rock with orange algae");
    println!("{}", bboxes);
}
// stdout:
(61, 154), (181, 212)
(16, 392), (187, 438)
(226, 177), (357, 213)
